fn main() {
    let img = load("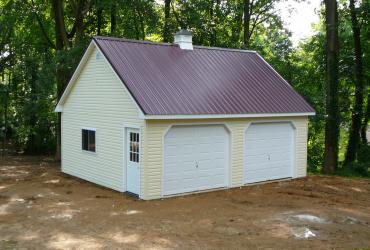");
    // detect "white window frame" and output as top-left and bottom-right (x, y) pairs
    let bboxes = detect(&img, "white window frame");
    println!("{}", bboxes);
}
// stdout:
(81, 127), (97, 154)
